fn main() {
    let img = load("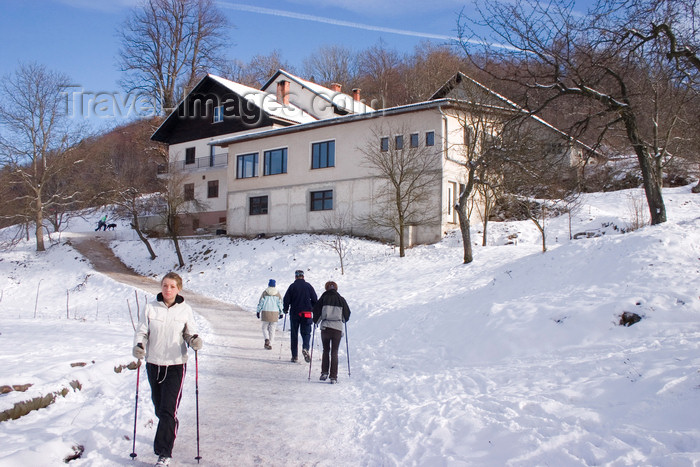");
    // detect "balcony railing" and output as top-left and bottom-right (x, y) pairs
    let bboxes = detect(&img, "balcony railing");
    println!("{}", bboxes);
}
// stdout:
(158, 153), (228, 174)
